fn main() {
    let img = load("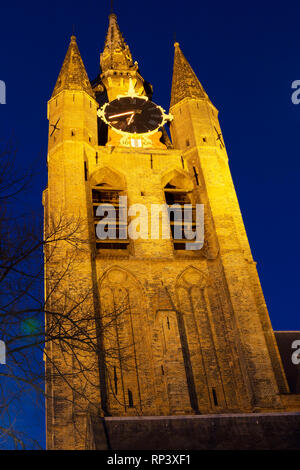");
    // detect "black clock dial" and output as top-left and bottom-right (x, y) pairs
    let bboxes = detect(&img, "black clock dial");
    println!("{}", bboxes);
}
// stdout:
(104, 97), (163, 134)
